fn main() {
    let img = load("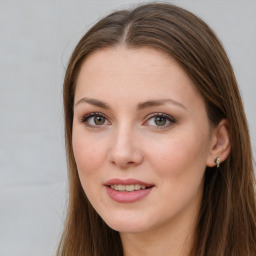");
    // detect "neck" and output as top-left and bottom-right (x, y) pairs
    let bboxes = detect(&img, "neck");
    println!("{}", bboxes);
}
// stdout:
(120, 214), (196, 256)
